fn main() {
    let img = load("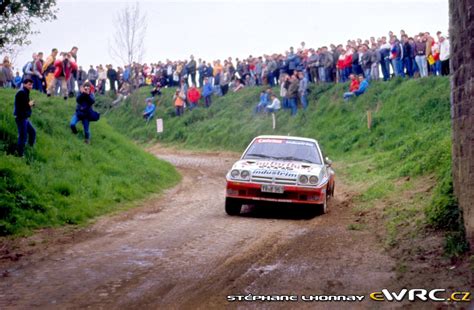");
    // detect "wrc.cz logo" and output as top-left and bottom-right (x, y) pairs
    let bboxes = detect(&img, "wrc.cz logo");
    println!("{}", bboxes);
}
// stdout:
(370, 289), (471, 302)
